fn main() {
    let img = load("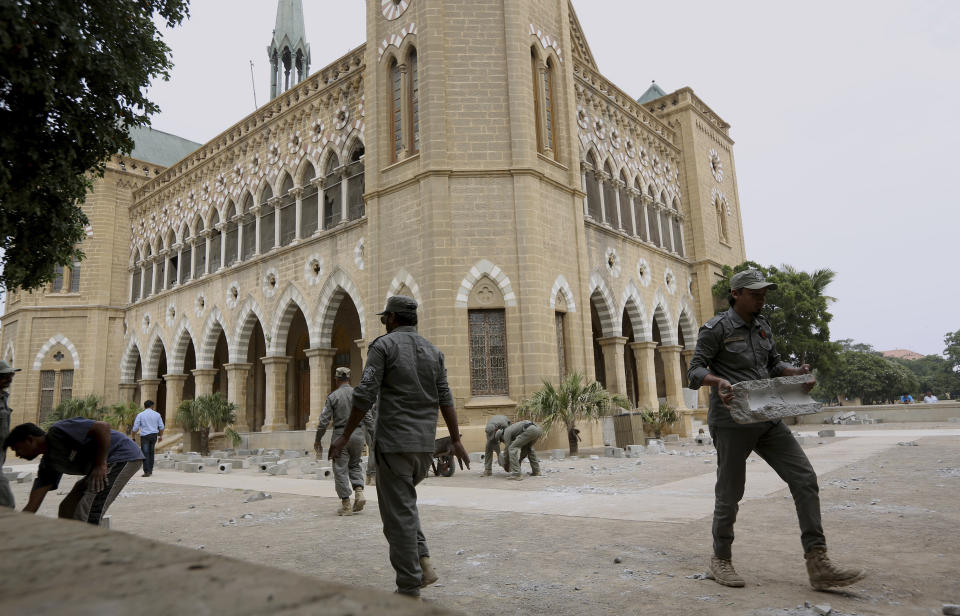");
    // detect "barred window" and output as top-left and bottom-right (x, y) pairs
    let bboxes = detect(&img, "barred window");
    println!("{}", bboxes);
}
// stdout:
(468, 309), (508, 396)
(323, 154), (341, 229)
(224, 202), (239, 266)
(69, 262), (81, 293)
(51, 266), (64, 292)
(259, 185), (275, 252)
(408, 48), (419, 154)
(278, 175), (296, 245)
(180, 245), (191, 284)
(544, 58), (555, 153)
(555, 312), (567, 380)
(39, 370), (56, 422)
(166, 254), (178, 287)
(131, 266), (141, 302)
(389, 58), (402, 162)
(300, 162), (318, 237)
(194, 237), (206, 278)
(59, 369), (73, 402)
(346, 144), (365, 220)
